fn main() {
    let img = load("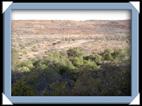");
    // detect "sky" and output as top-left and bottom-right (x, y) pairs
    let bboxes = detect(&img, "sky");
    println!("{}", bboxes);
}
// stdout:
(12, 10), (131, 20)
